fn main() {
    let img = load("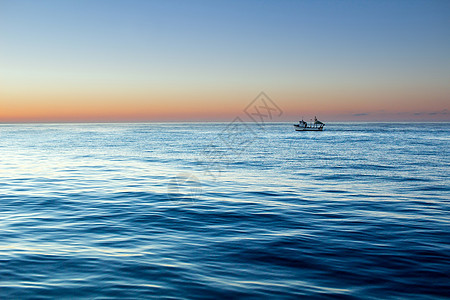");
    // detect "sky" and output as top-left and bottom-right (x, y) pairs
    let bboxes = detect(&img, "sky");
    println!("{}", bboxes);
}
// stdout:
(1, 0), (449, 122)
